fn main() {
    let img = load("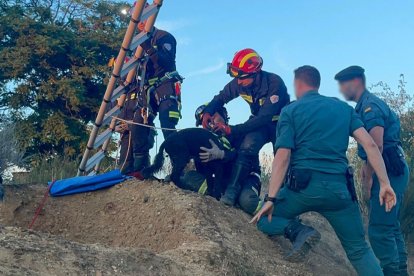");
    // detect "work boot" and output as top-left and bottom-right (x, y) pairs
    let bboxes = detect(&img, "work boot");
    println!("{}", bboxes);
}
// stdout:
(284, 219), (321, 262)
(133, 153), (150, 172)
(221, 163), (250, 206)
